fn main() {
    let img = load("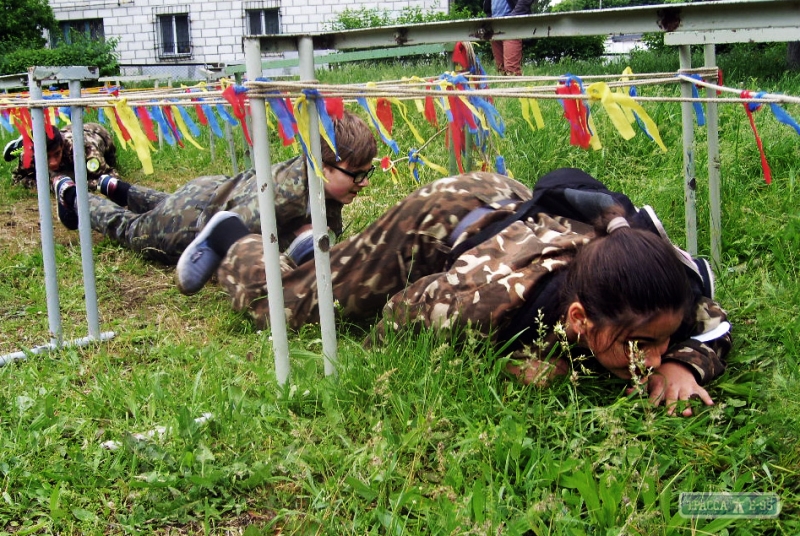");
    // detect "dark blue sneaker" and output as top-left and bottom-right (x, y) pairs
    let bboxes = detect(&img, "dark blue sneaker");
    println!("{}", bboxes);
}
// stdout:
(176, 211), (242, 295)
(53, 176), (79, 230)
